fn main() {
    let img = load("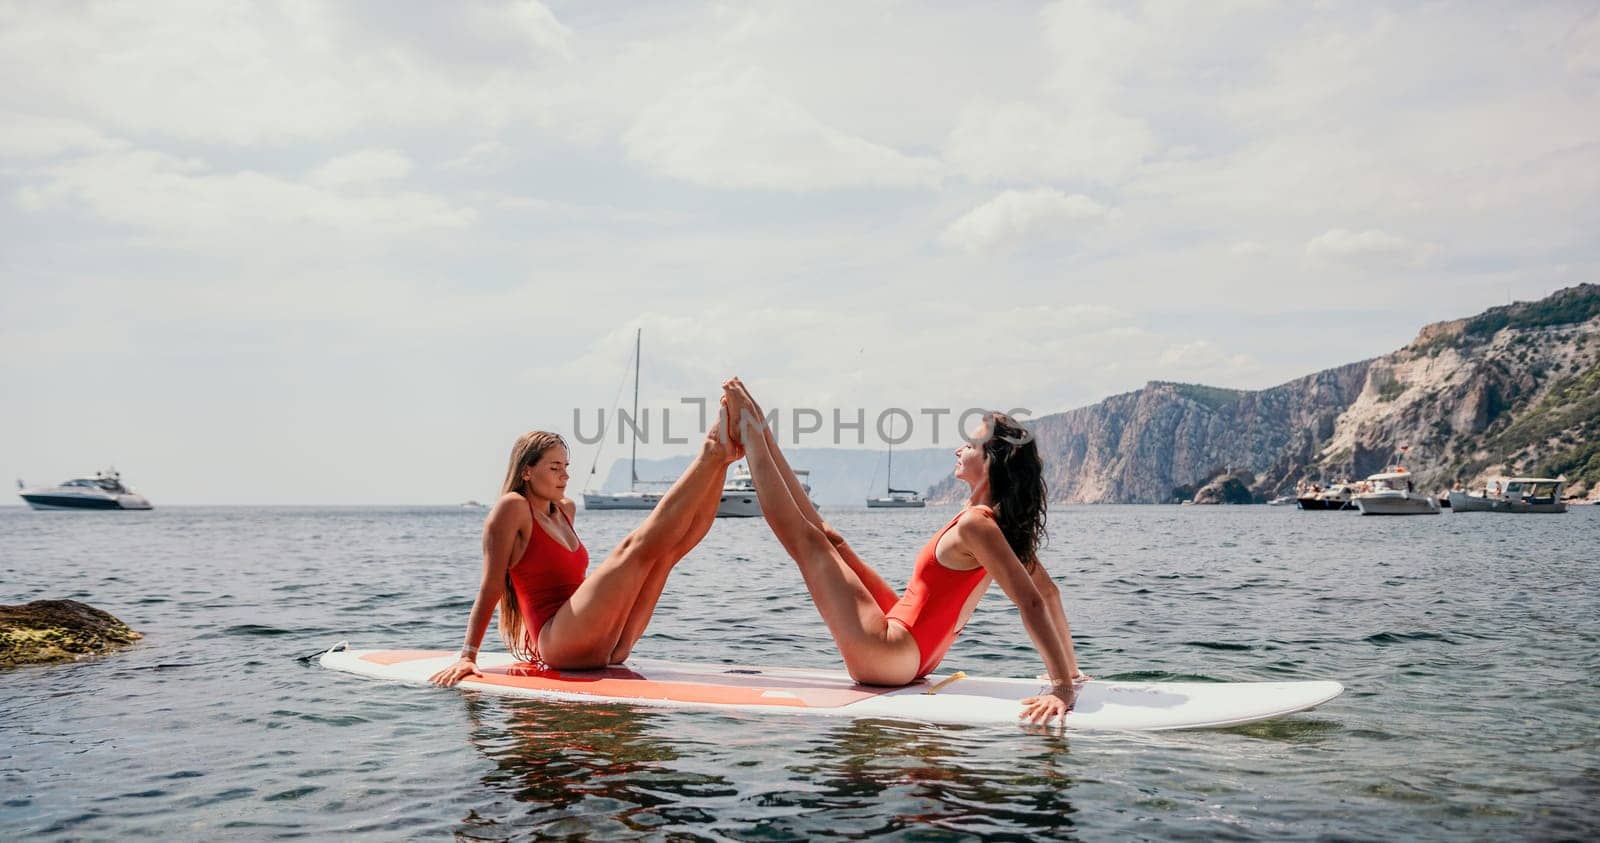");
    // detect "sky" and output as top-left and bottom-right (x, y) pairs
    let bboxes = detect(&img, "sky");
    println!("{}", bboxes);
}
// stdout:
(2, 1), (1597, 504)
